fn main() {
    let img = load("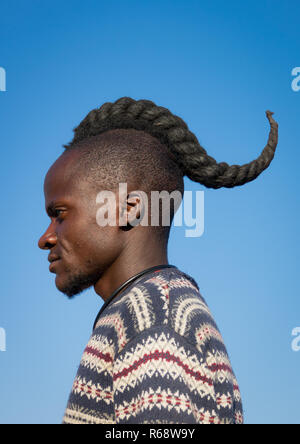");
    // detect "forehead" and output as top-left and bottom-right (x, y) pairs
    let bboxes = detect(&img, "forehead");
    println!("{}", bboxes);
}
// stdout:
(44, 151), (85, 202)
